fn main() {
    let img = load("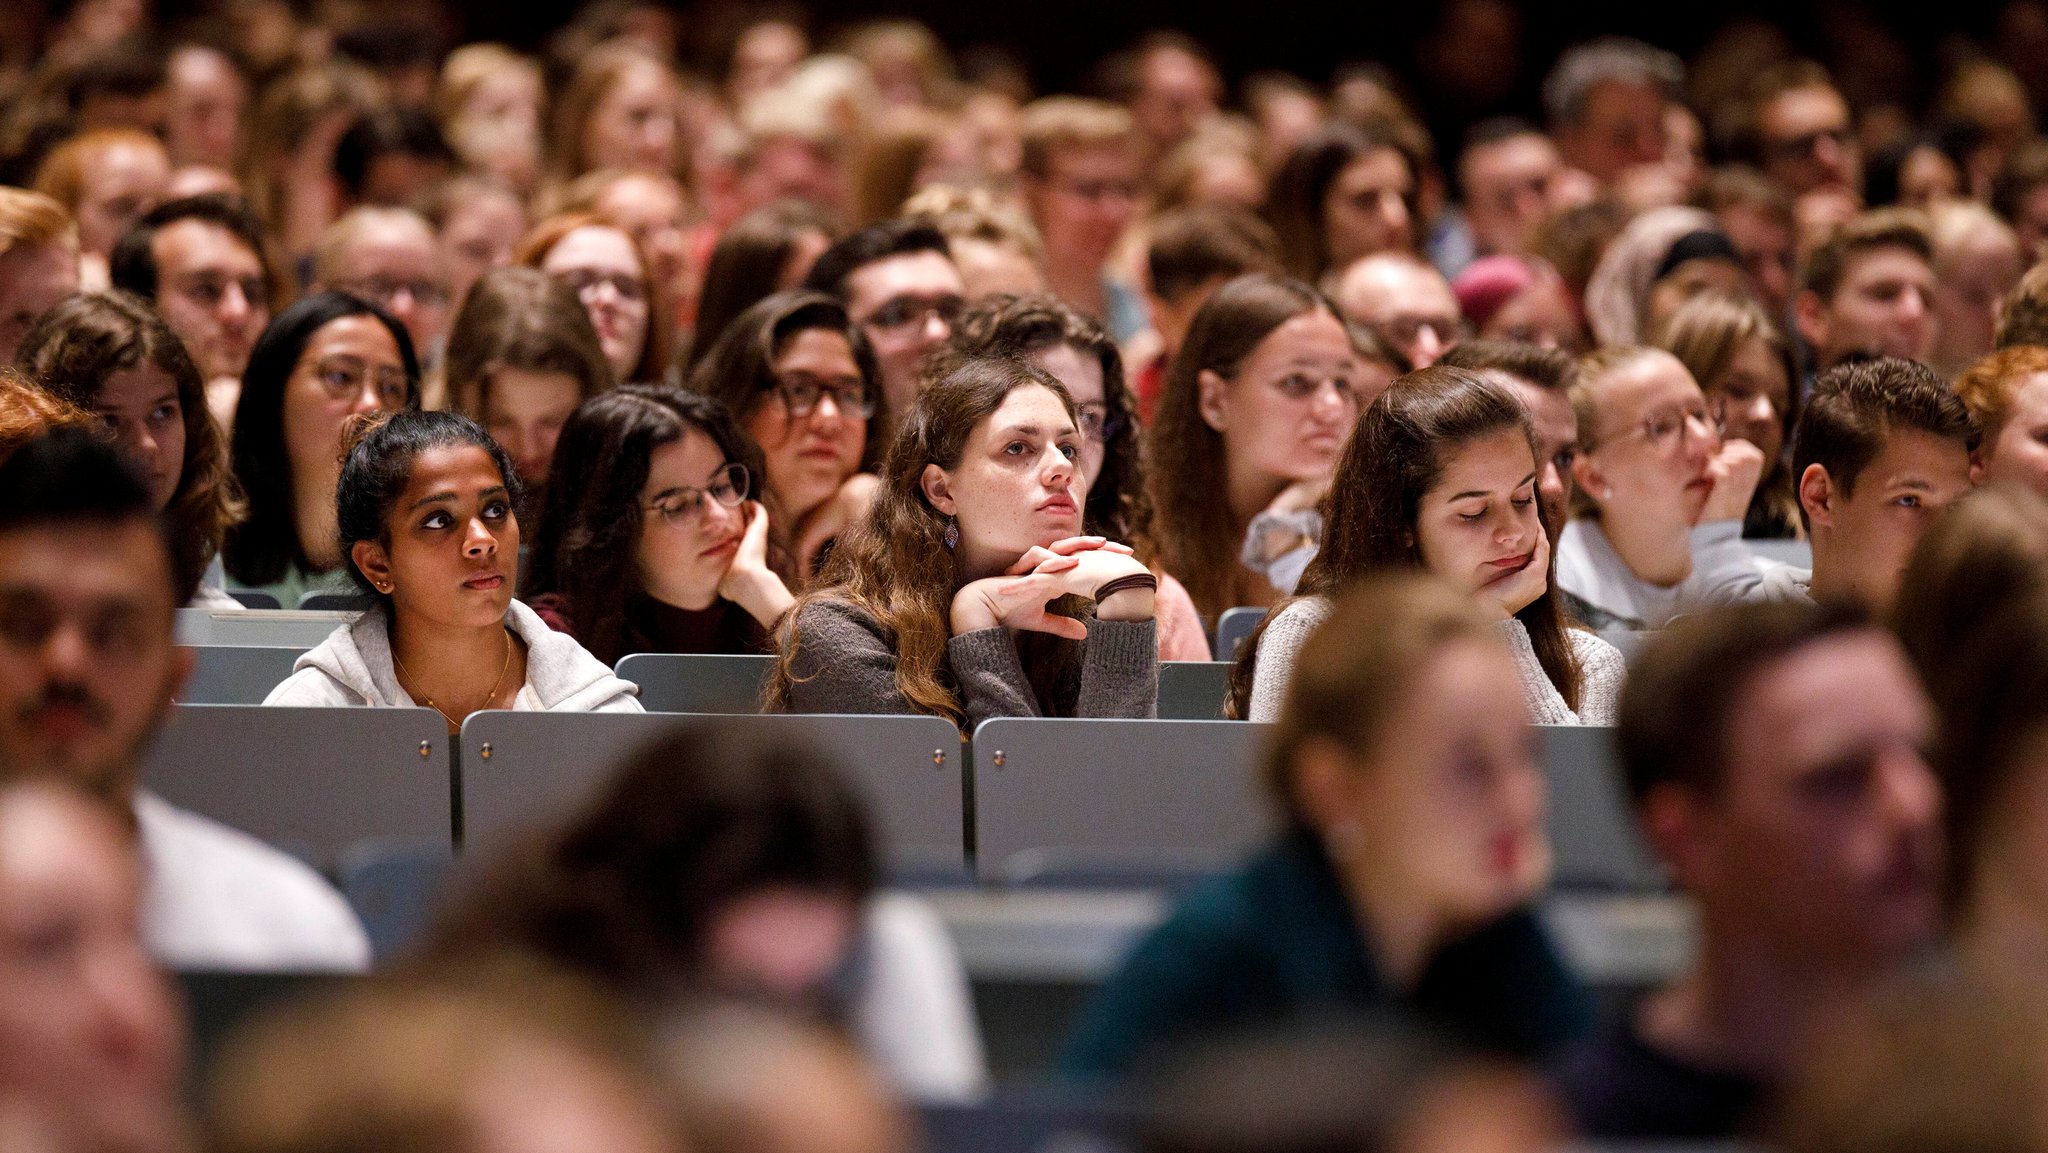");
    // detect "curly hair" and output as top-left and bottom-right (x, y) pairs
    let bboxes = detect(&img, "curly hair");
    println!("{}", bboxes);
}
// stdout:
(16, 291), (246, 602)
